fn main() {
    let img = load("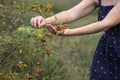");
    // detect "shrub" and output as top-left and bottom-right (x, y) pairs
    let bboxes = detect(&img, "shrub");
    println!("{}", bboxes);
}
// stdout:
(0, 0), (64, 80)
